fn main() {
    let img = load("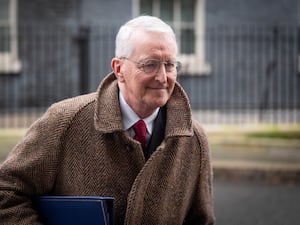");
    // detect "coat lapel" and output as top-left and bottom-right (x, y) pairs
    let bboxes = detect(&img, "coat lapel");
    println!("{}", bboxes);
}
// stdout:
(144, 106), (166, 160)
